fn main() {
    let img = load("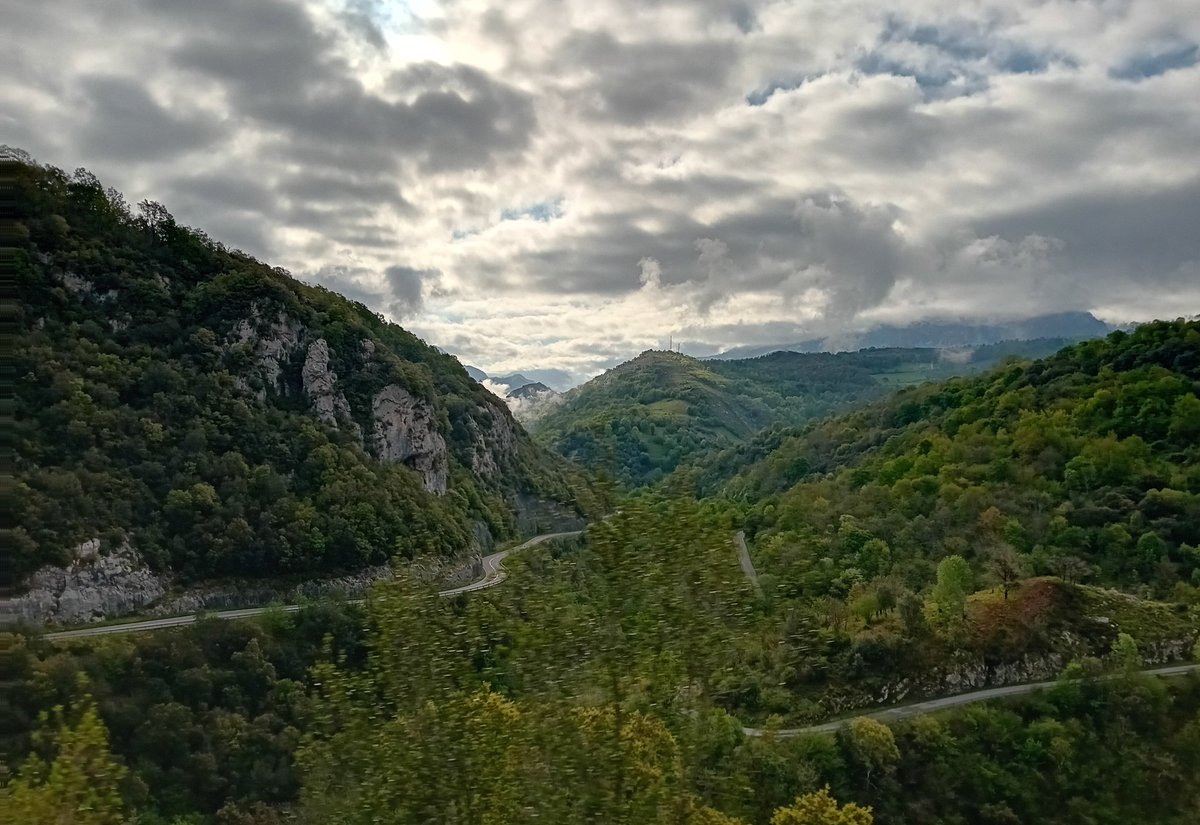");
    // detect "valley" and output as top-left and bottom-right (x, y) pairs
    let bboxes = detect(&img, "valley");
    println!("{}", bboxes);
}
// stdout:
(4, 155), (1198, 825)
